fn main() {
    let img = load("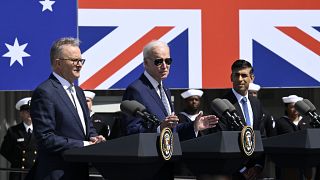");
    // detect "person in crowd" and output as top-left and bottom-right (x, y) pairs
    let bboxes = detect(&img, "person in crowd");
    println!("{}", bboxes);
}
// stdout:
(275, 95), (314, 180)
(276, 95), (312, 134)
(177, 89), (208, 140)
(248, 82), (276, 137)
(122, 40), (218, 179)
(84, 91), (110, 139)
(216, 60), (265, 180)
(0, 97), (37, 180)
(30, 37), (105, 180)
